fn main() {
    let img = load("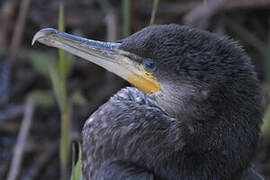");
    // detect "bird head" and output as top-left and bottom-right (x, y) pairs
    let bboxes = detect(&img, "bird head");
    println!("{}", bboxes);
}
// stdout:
(32, 24), (259, 118)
